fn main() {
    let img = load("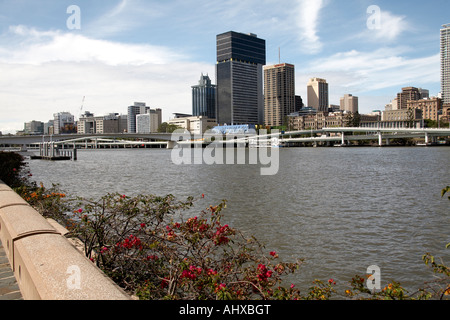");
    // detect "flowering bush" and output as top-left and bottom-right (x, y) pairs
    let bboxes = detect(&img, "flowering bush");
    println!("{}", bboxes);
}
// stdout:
(15, 182), (68, 220)
(66, 194), (305, 300)
(6, 161), (449, 300)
